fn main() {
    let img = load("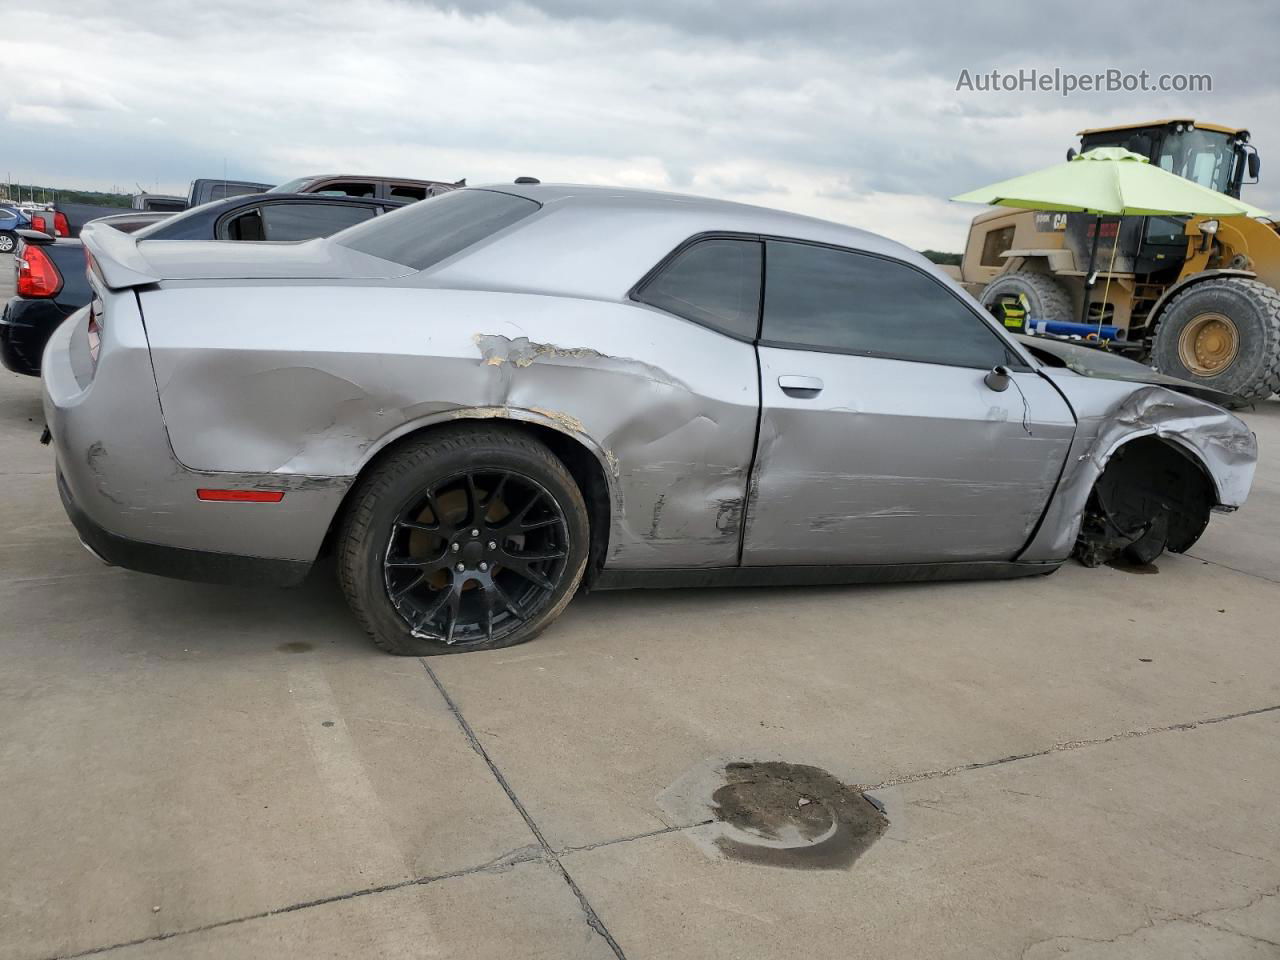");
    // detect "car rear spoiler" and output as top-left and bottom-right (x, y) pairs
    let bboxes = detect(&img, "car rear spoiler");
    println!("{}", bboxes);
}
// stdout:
(80, 221), (161, 290)
(15, 228), (54, 246)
